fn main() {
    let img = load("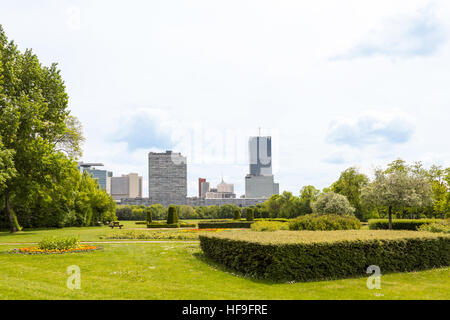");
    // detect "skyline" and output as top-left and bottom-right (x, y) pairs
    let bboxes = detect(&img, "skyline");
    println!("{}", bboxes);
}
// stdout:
(1, 0), (449, 197)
